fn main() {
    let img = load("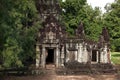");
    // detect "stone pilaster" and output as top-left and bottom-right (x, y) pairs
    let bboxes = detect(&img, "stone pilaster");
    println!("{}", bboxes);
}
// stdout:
(96, 51), (99, 63)
(36, 45), (40, 68)
(56, 46), (59, 68)
(66, 43), (69, 62)
(83, 44), (88, 63)
(75, 44), (78, 61)
(104, 45), (108, 63)
(61, 46), (64, 67)
(89, 45), (92, 64)
(100, 50), (103, 63)
(41, 46), (46, 68)
(78, 43), (82, 62)
(108, 49), (111, 63)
